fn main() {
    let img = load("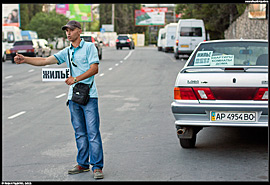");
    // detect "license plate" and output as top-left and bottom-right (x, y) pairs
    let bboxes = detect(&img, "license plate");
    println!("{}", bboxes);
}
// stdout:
(17, 50), (27, 53)
(181, 45), (189, 48)
(210, 111), (256, 122)
(120, 40), (126, 43)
